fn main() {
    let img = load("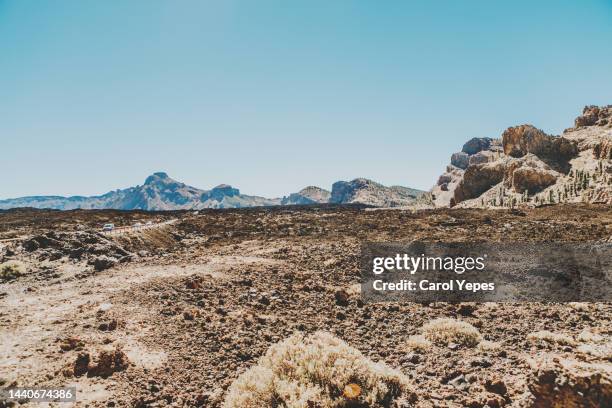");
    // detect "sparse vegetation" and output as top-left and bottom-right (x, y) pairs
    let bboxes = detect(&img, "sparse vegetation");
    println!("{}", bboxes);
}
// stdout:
(0, 263), (22, 282)
(405, 335), (432, 353)
(421, 318), (482, 347)
(527, 330), (576, 347)
(223, 331), (412, 408)
(478, 340), (502, 353)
